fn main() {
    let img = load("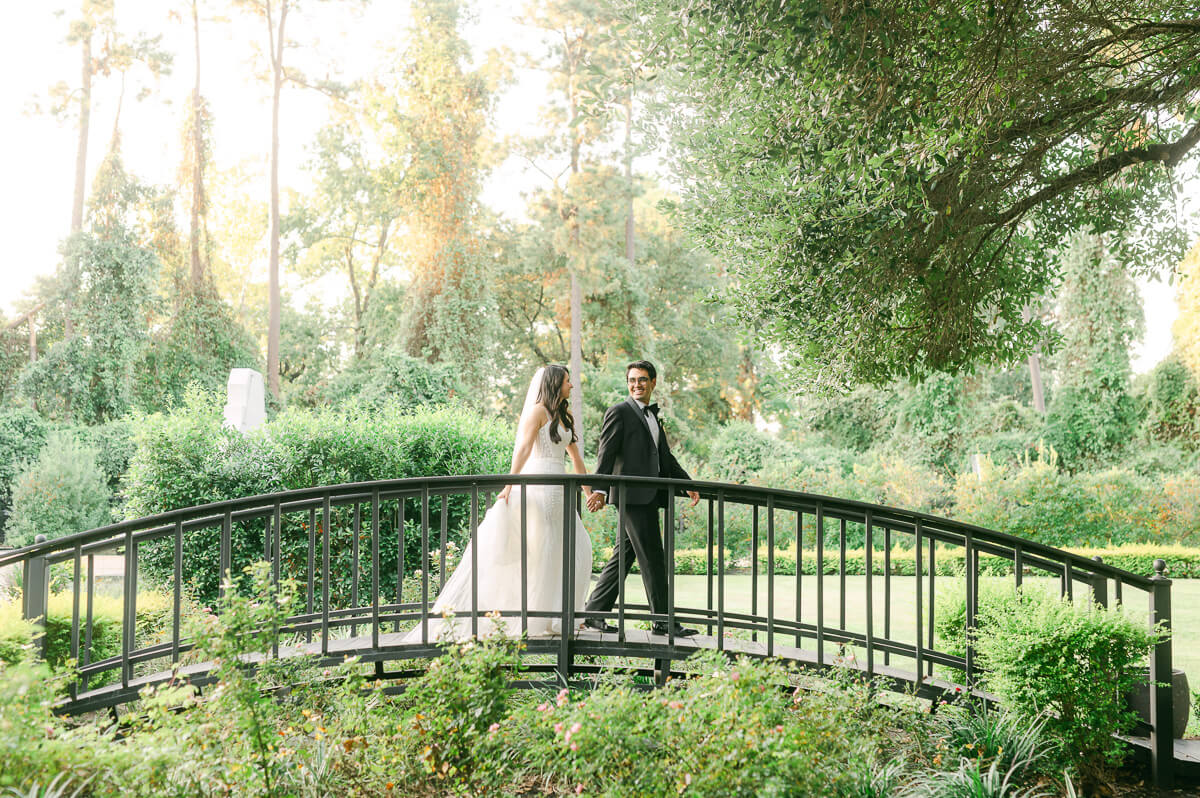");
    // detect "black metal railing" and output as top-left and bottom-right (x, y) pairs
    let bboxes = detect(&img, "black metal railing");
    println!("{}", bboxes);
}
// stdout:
(0, 474), (1177, 786)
